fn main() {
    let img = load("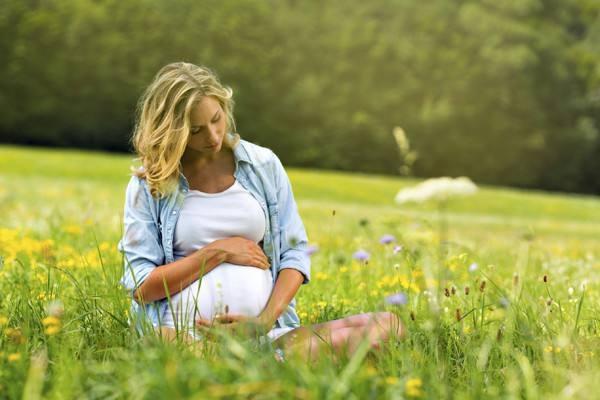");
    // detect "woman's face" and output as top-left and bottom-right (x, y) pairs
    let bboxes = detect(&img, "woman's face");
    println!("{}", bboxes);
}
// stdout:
(186, 96), (227, 156)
